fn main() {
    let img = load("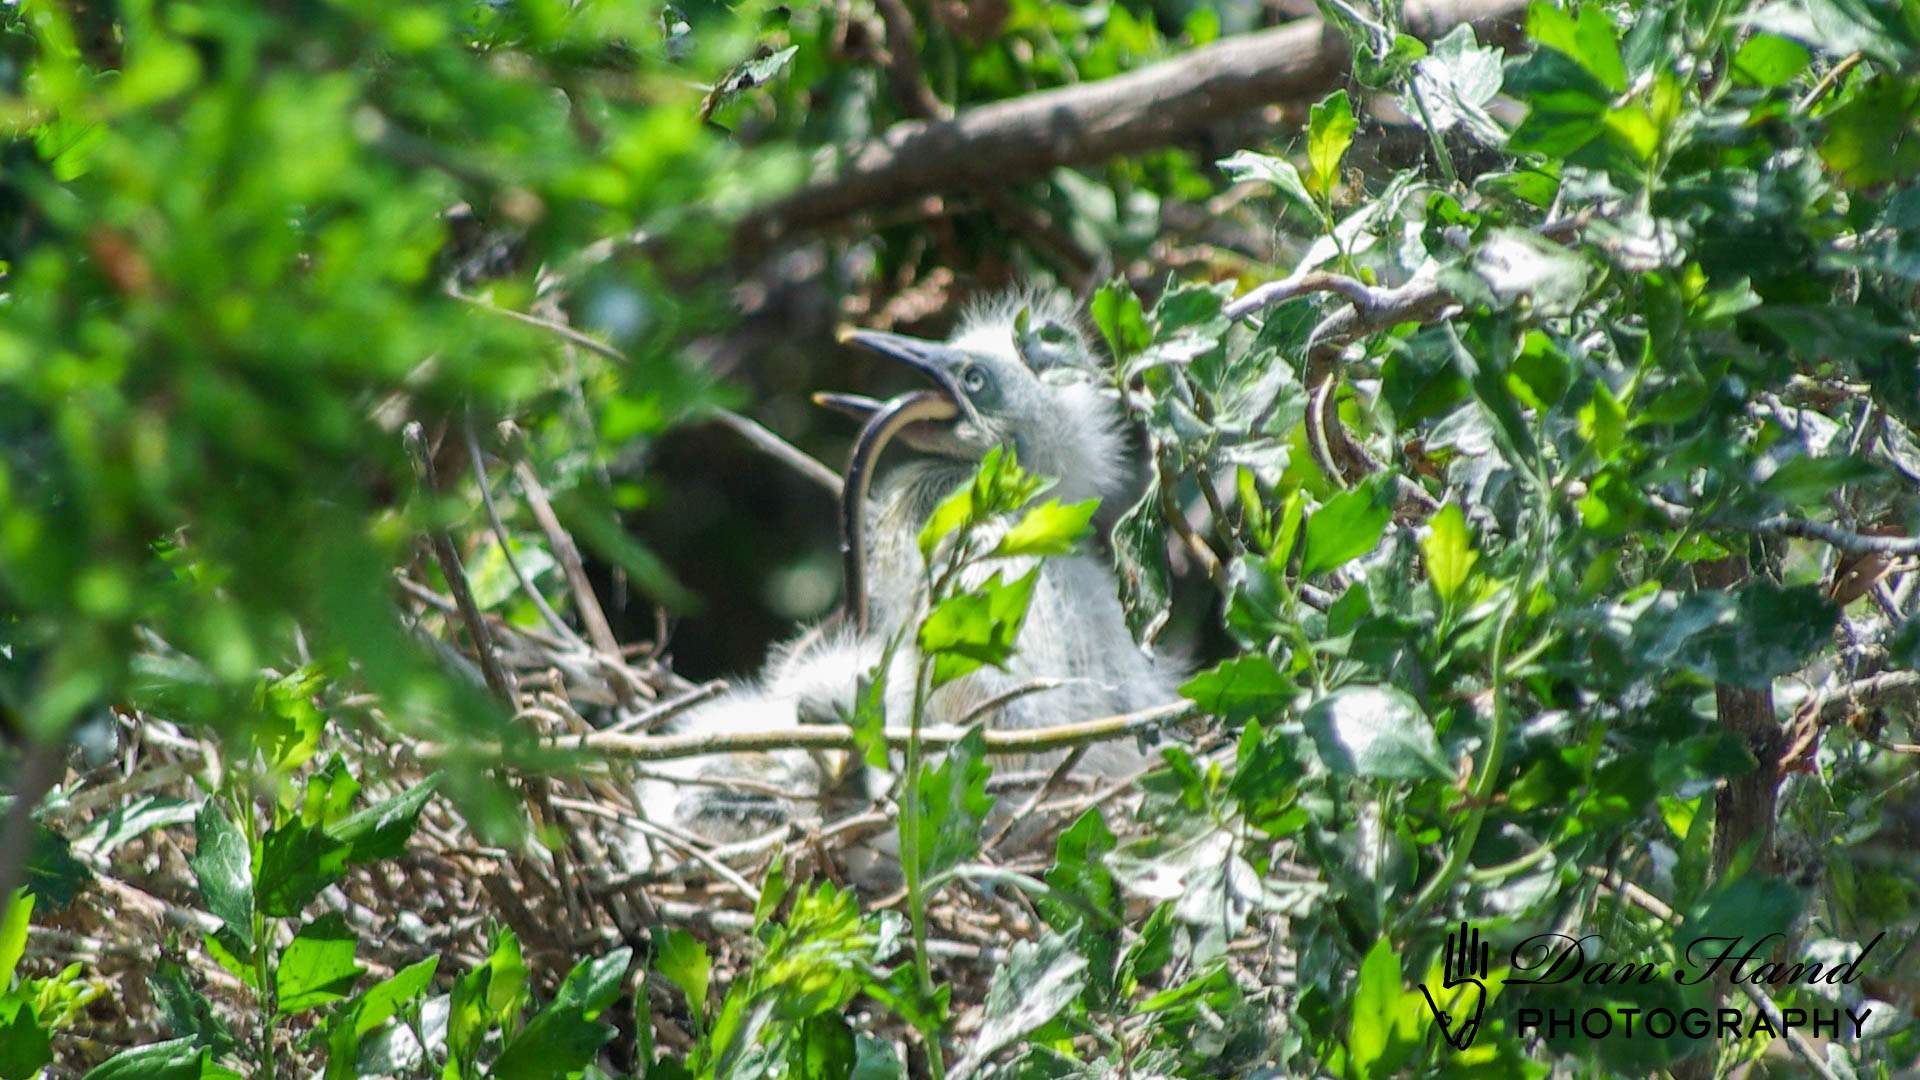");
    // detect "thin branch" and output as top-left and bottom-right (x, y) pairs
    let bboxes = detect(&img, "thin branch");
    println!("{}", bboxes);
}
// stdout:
(512, 460), (625, 666)
(707, 408), (845, 496)
(435, 700), (1190, 763)
(463, 414), (581, 644)
(455, 285), (843, 496)
(1648, 494), (1920, 557)
(872, 0), (949, 121)
(406, 422), (516, 702)
(603, 678), (728, 735)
